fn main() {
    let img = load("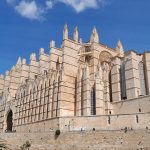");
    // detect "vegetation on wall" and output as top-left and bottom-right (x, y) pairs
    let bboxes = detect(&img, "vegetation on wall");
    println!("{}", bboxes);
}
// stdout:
(20, 141), (31, 150)
(0, 139), (9, 150)
(54, 129), (61, 139)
